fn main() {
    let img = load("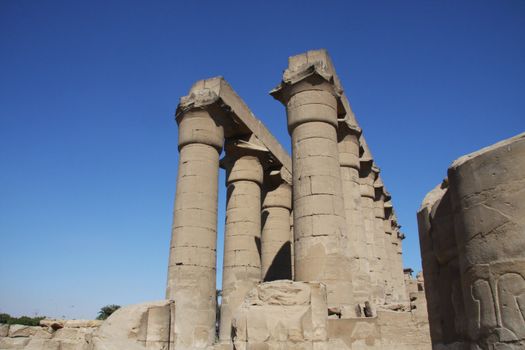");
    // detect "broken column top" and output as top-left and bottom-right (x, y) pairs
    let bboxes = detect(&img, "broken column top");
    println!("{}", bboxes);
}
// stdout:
(450, 131), (525, 169)
(176, 76), (292, 182)
(270, 49), (343, 103)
